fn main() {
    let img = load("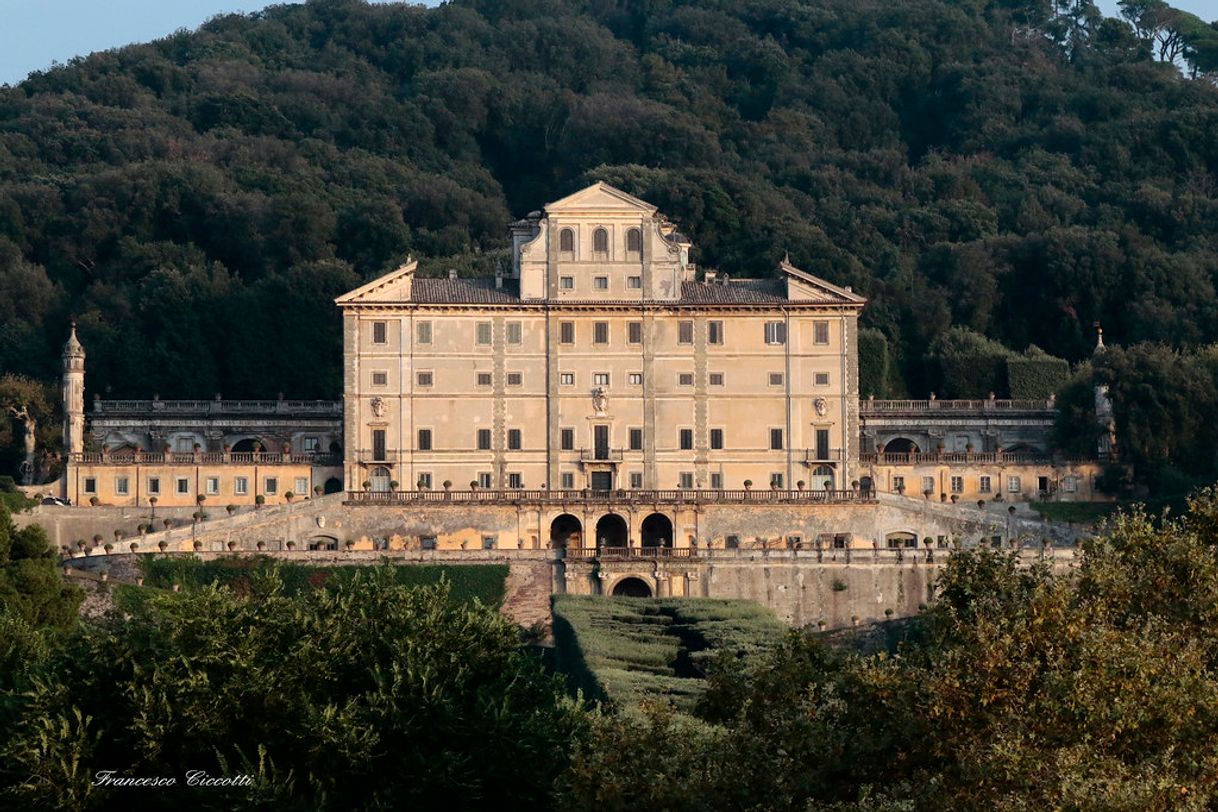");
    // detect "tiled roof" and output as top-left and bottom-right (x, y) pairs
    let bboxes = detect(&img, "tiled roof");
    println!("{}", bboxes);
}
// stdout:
(411, 277), (521, 304)
(678, 279), (788, 304)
